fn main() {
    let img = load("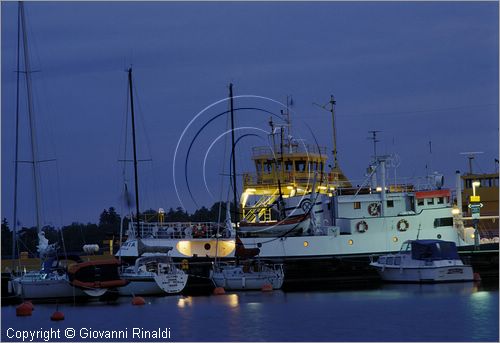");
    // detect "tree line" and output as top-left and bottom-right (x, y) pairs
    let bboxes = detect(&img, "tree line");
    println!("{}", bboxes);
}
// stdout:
(1, 202), (234, 258)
